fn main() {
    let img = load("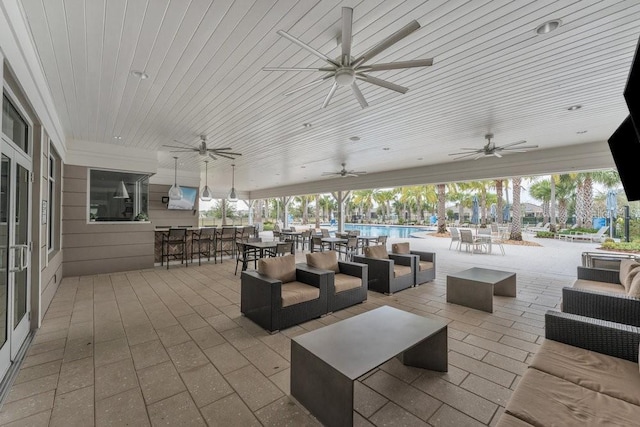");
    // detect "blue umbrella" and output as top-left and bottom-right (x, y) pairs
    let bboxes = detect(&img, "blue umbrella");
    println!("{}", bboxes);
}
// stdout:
(606, 190), (617, 213)
(503, 203), (510, 222)
(490, 204), (497, 221)
(471, 195), (479, 224)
